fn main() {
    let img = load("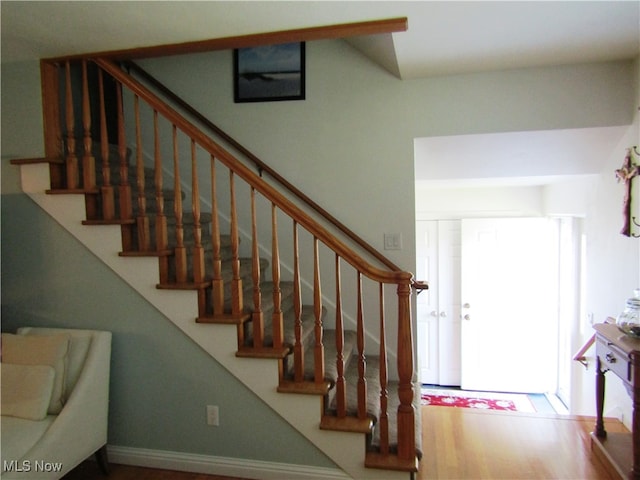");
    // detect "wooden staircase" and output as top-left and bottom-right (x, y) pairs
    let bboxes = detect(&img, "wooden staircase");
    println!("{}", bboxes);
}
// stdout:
(13, 55), (422, 479)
